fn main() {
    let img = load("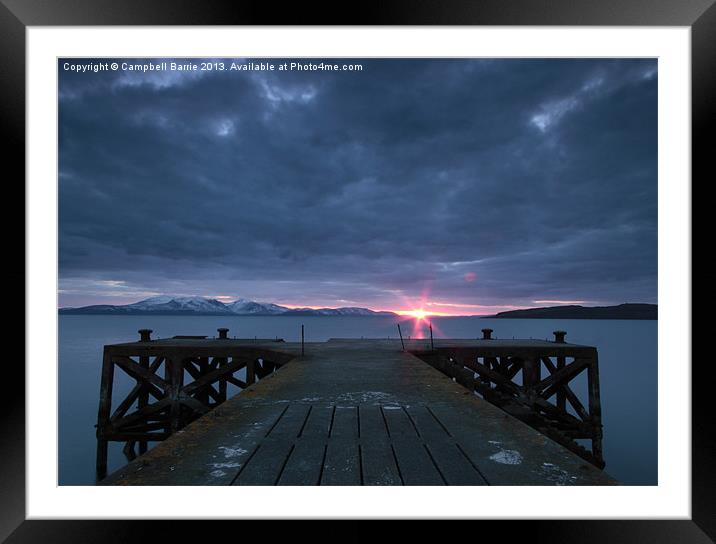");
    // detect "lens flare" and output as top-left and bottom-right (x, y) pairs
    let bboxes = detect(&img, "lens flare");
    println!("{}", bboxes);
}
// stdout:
(405, 309), (428, 320)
